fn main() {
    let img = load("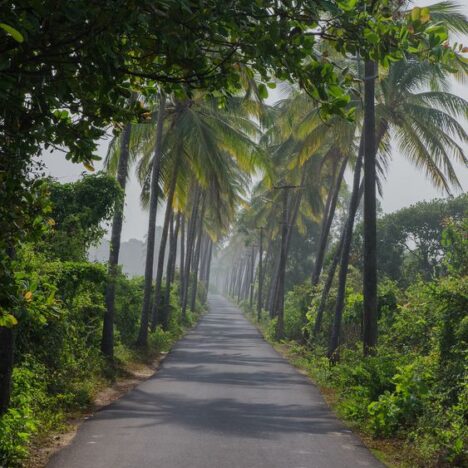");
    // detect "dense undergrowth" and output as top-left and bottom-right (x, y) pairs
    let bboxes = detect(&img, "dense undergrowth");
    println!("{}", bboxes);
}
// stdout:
(241, 219), (467, 467)
(0, 175), (205, 467)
